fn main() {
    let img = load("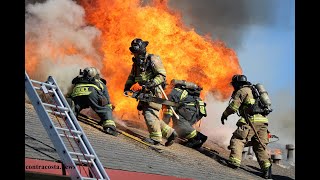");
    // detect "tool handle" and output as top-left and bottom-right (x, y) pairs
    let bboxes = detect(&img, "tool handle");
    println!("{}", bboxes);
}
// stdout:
(158, 85), (180, 119)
